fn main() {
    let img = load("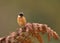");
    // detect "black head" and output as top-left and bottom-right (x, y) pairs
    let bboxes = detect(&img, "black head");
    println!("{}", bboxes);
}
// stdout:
(19, 14), (23, 17)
